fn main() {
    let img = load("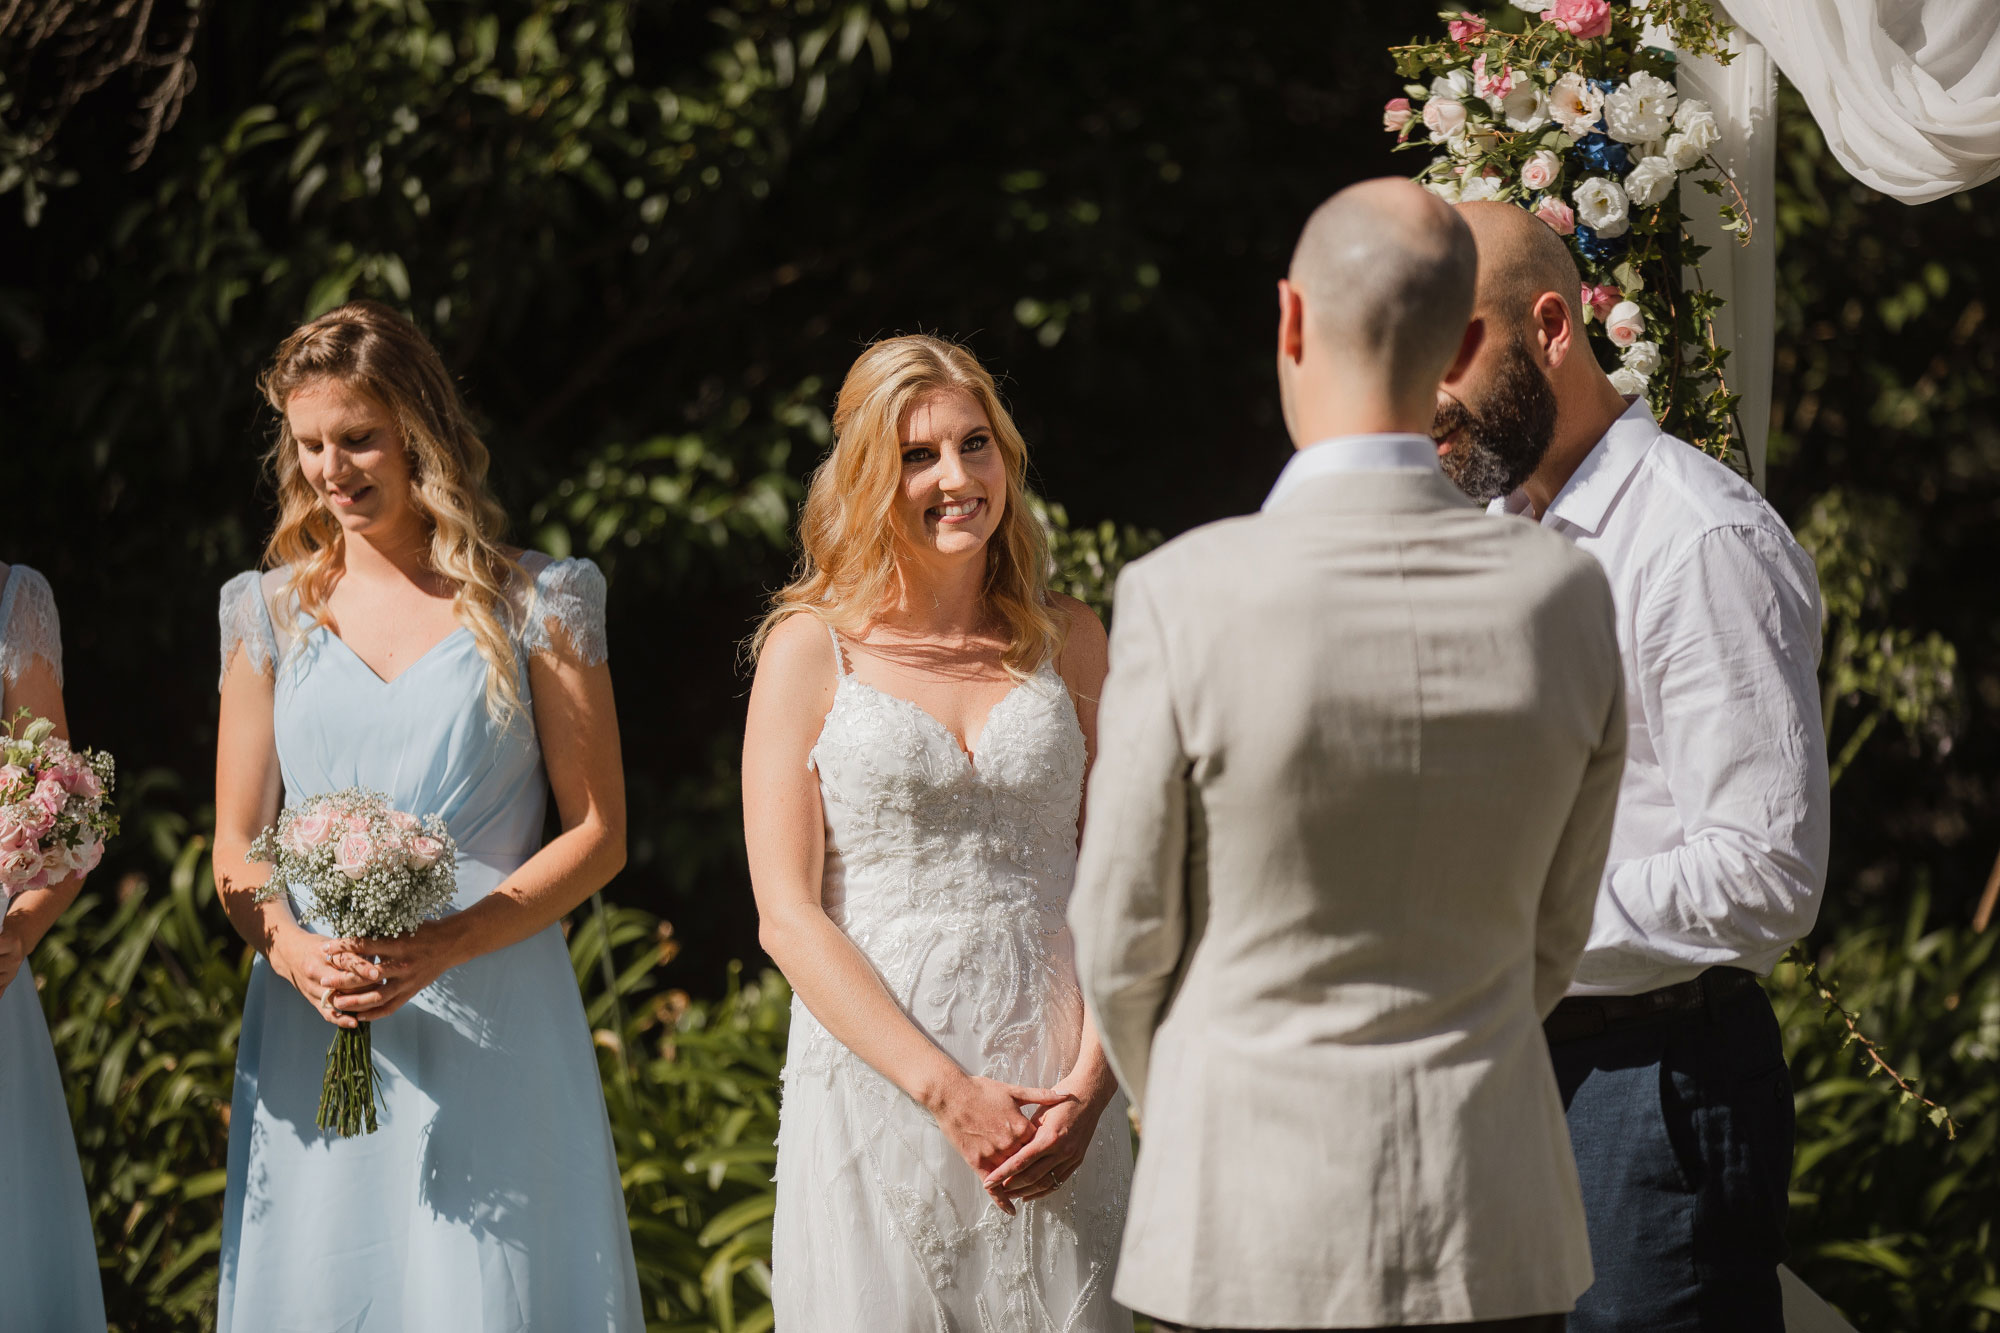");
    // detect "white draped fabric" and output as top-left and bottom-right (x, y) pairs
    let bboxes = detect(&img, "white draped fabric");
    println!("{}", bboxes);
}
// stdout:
(1722, 0), (2000, 206)
(1664, 1), (2000, 490)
